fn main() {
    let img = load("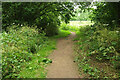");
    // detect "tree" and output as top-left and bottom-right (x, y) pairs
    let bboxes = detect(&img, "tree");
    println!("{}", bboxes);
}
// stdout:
(89, 2), (120, 28)
(2, 2), (76, 35)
